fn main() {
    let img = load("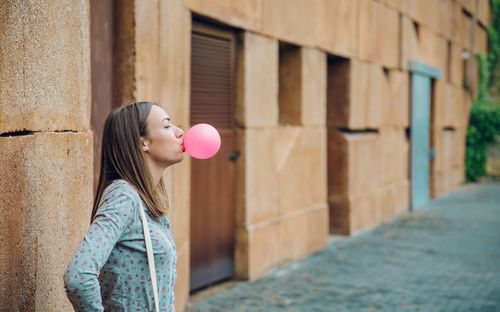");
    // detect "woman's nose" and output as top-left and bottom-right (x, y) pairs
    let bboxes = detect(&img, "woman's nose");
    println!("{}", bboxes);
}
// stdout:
(175, 126), (184, 139)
